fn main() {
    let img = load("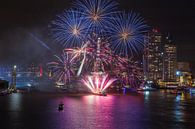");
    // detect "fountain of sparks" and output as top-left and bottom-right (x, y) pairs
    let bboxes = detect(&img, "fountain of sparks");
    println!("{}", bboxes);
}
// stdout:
(82, 38), (117, 94)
